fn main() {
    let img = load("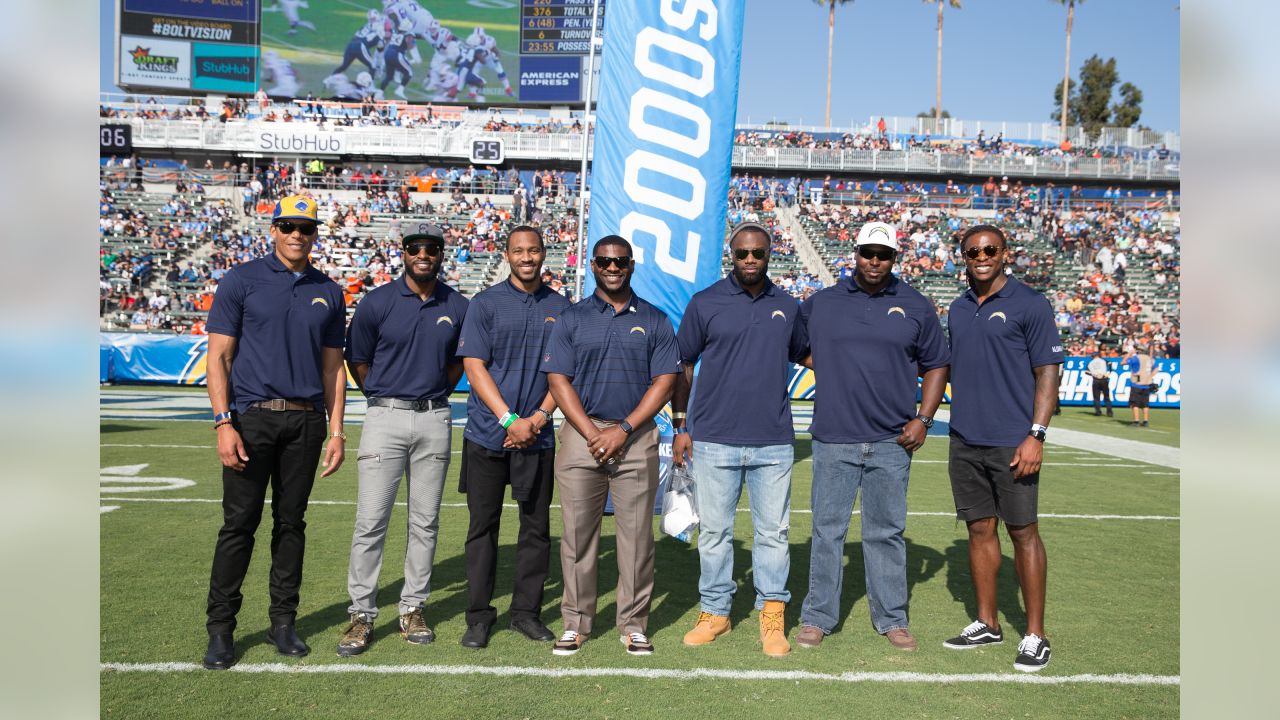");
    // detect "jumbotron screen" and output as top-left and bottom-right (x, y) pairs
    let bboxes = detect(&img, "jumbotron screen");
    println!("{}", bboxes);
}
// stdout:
(257, 0), (603, 104)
